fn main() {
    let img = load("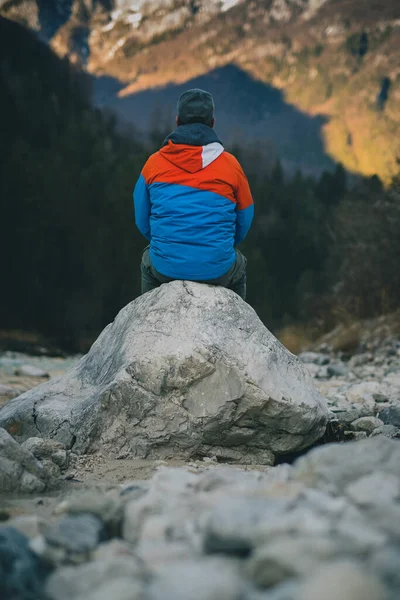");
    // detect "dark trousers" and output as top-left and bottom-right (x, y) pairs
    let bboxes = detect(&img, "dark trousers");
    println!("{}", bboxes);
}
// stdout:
(141, 247), (247, 300)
